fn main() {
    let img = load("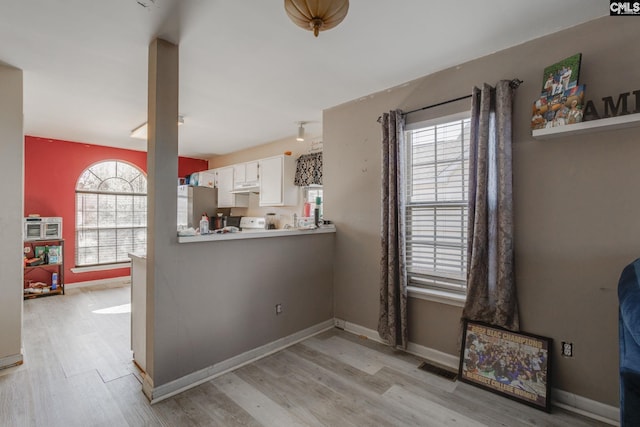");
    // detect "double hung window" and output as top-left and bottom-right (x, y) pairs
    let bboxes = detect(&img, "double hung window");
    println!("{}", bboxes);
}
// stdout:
(404, 114), (470, 295)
